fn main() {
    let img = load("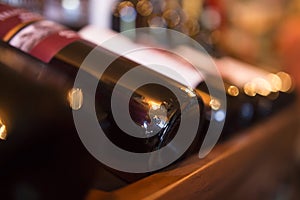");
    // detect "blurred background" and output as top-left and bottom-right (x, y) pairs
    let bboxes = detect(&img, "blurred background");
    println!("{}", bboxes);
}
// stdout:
(1, 0), (300, 199)
(1, 0), (300, 91)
